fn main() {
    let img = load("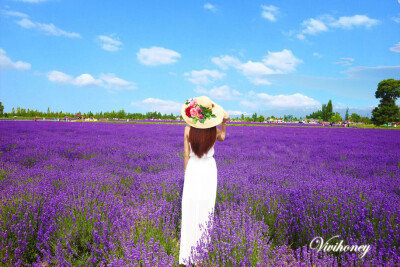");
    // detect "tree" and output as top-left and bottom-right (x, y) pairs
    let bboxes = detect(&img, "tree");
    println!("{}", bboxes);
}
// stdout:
(0, 101), (4, 116)
(345, 107), (349, 121)
(284, 114), (293, 121)
(327, 100), (333, 121)
(321, 104), (327, 121)
(331, 112), (342, 123)
(349, 113), (361, 123)
(251, 112), (258, 122)
(258, 115), (265, 122)
(371, 79), (400, 125)
(117, 109), (126, 119)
